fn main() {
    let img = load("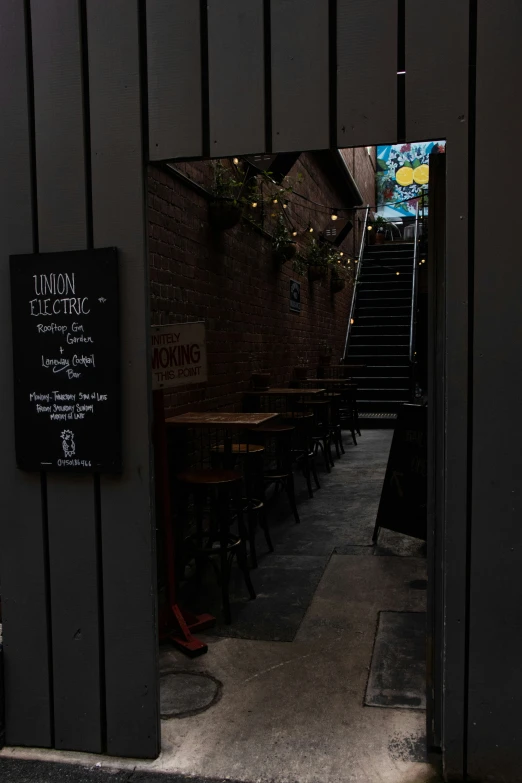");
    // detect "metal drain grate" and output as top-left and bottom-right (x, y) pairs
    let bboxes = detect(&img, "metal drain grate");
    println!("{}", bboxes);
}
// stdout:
(359, 412), (397, 419)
